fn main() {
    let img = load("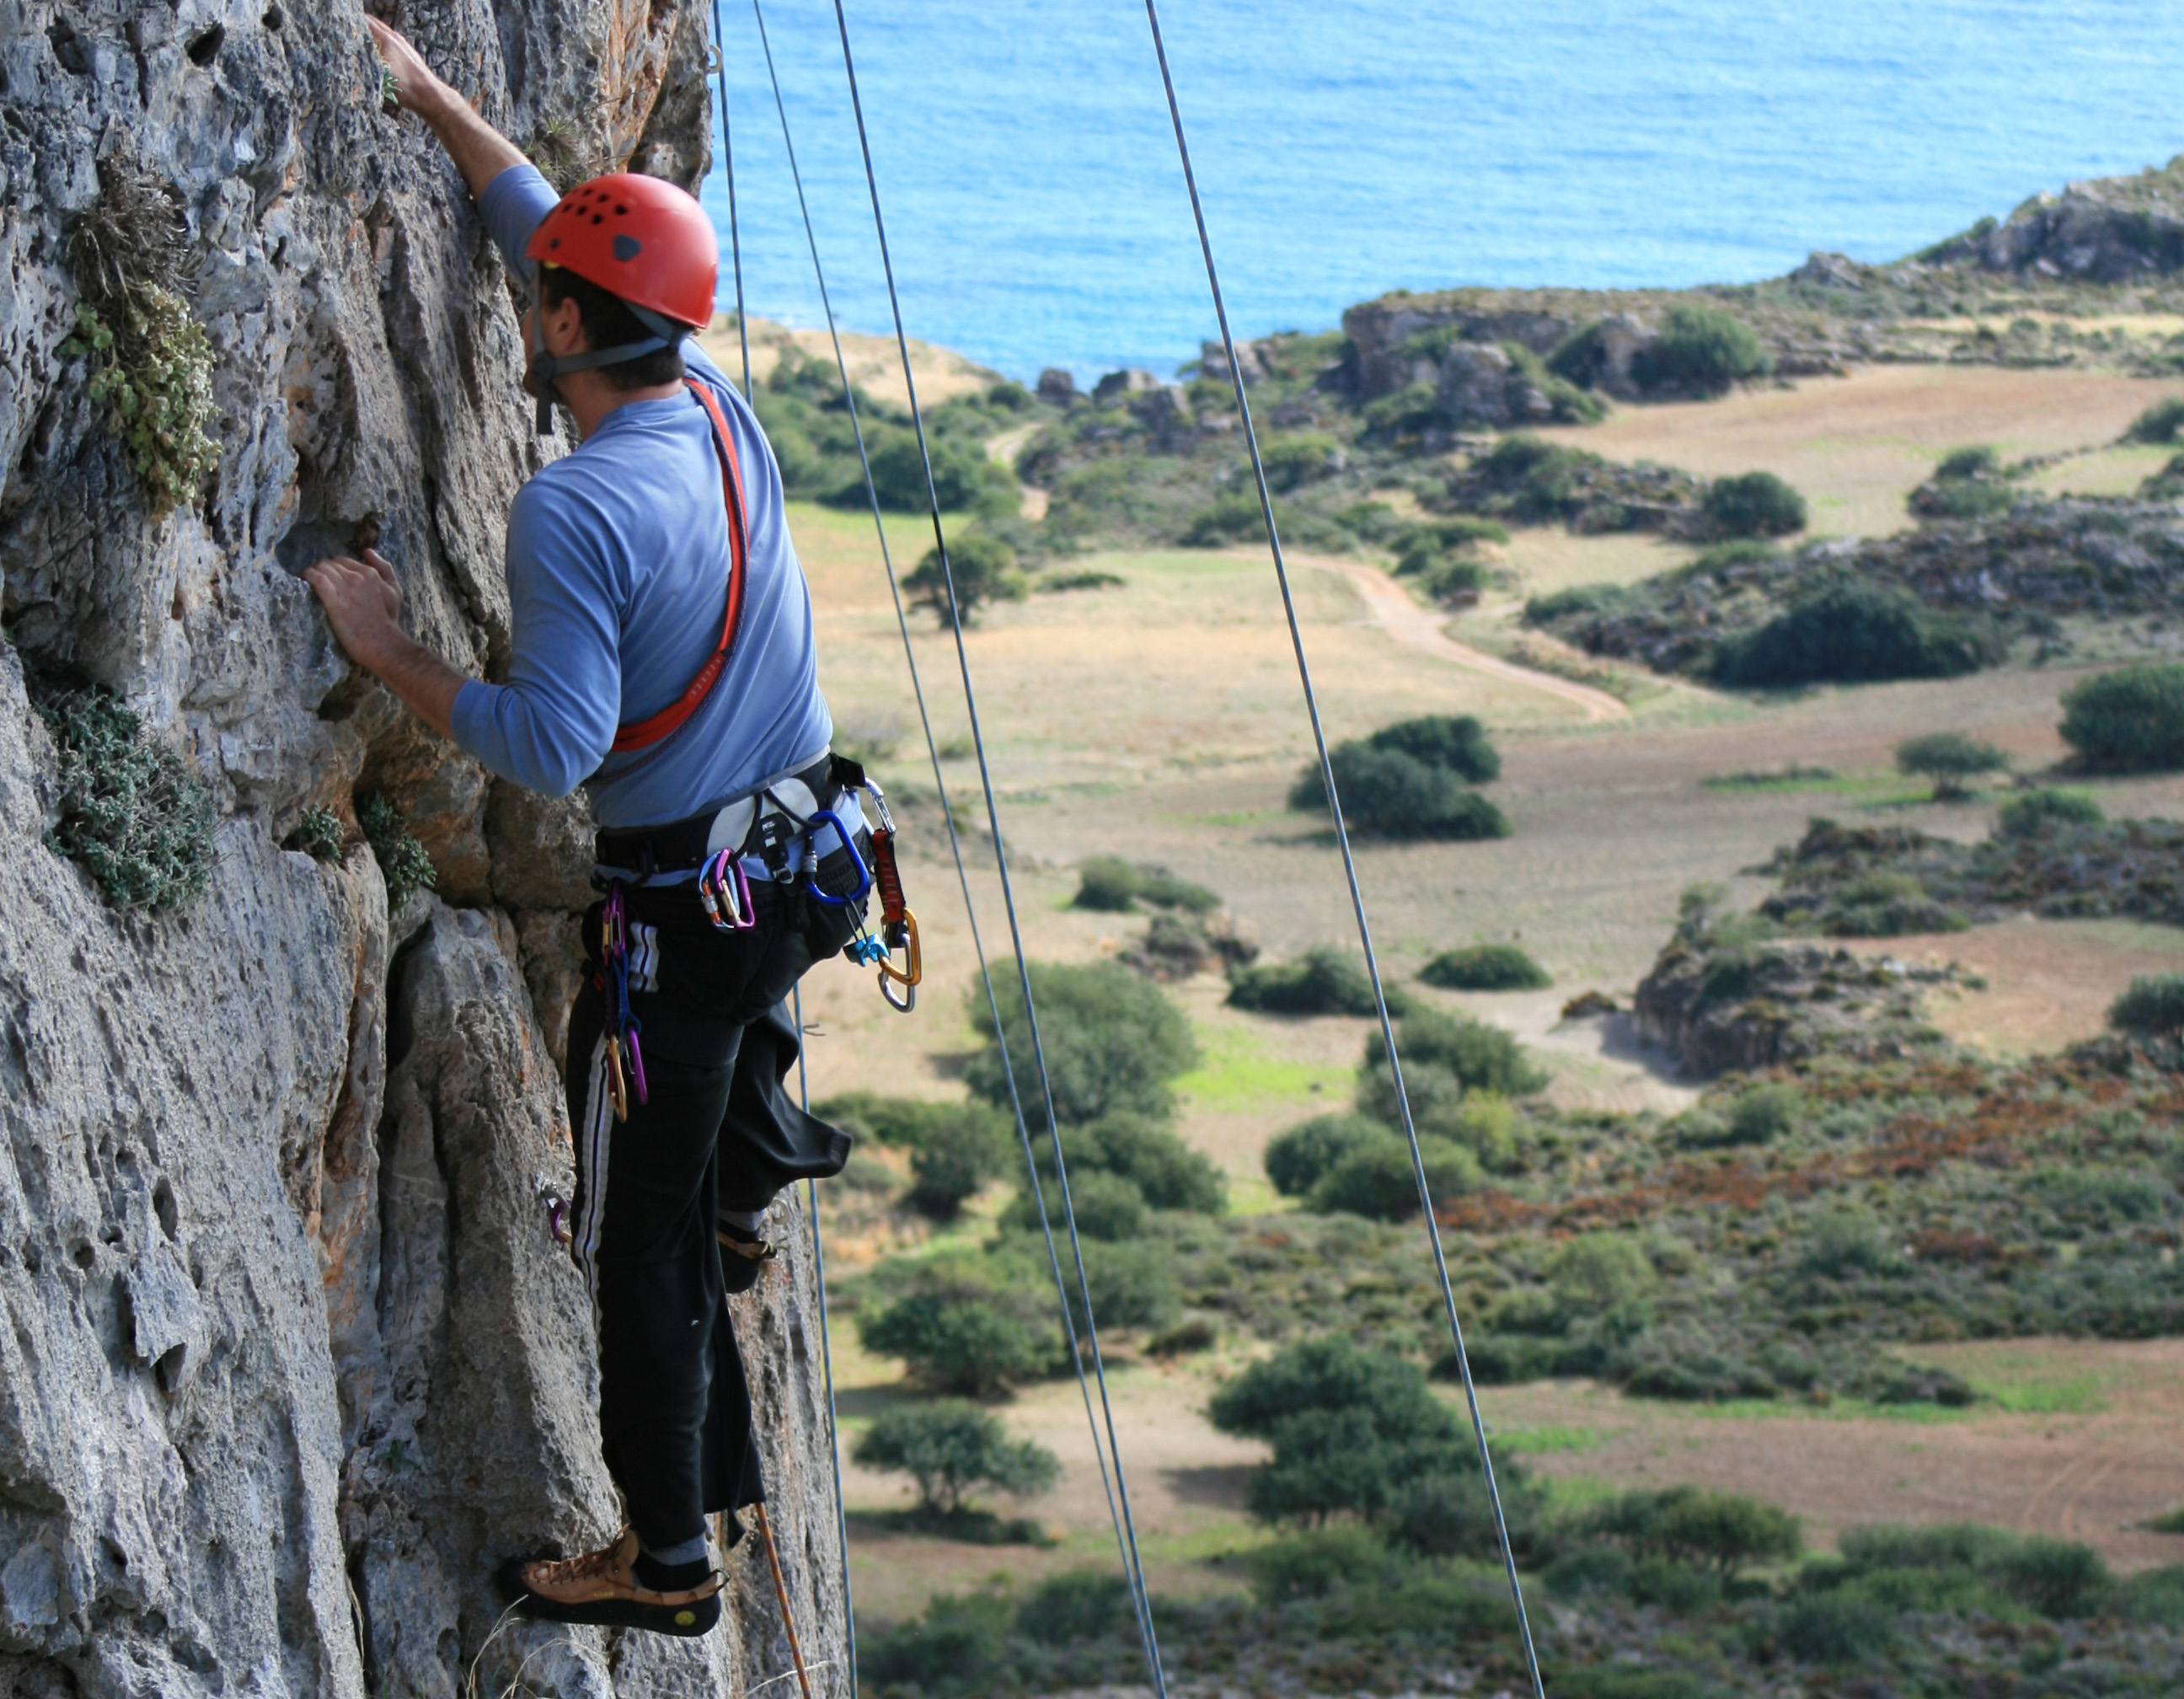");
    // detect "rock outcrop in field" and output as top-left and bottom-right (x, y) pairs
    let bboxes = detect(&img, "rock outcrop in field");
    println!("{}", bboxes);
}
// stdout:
(0, 3), (845, 1695)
